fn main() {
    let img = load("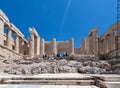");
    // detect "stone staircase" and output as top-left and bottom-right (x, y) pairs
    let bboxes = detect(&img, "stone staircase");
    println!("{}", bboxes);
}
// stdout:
(0, 74), (94, 86)
(0, 73), (119, 88)
(3, 79), (95, 85)
(94, 74), (120, 88)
